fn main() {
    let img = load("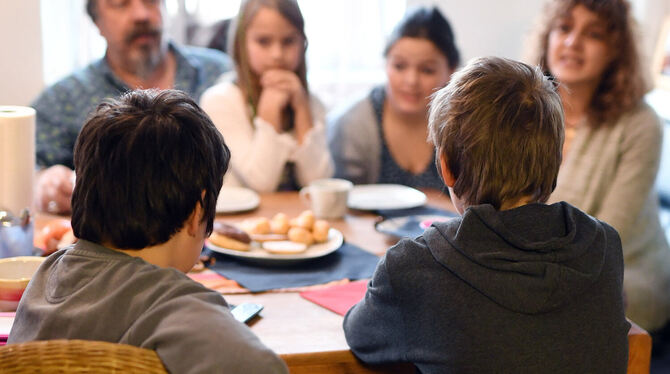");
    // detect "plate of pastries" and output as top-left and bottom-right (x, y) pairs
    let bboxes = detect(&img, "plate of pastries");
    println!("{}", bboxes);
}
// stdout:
(207, 210), (343, 265)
